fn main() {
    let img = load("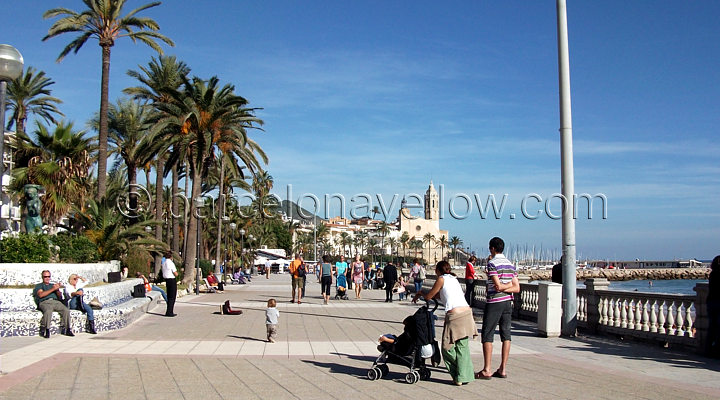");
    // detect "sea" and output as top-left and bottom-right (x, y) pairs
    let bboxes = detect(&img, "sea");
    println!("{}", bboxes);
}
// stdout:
(578, 279), (707, 296)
